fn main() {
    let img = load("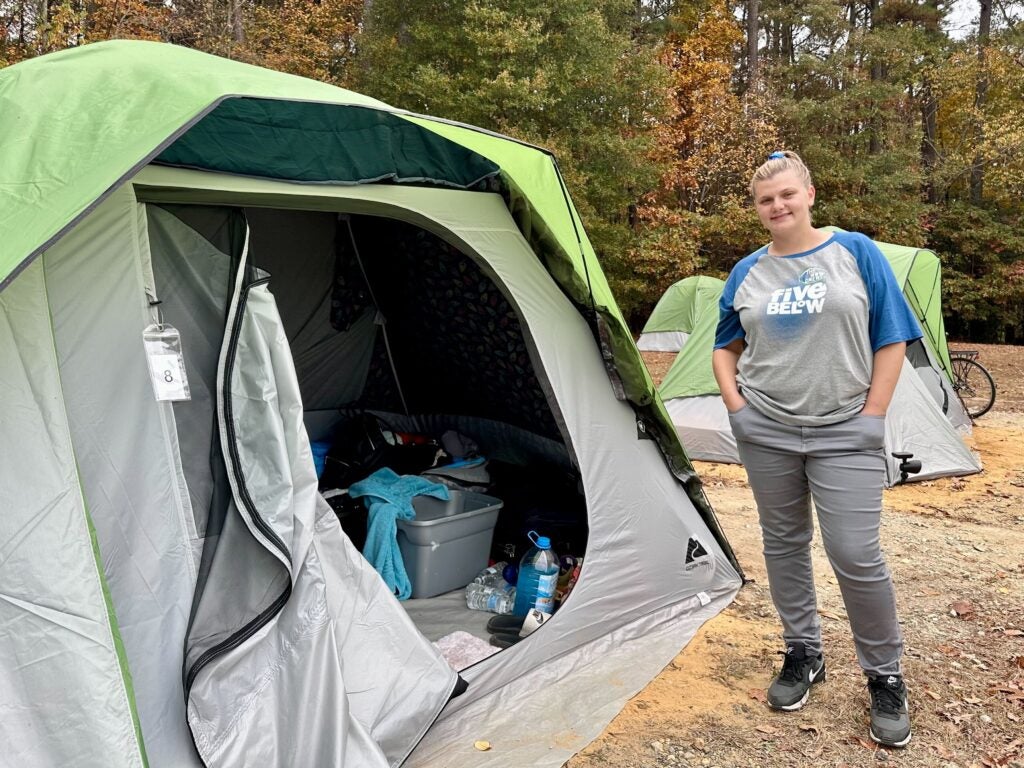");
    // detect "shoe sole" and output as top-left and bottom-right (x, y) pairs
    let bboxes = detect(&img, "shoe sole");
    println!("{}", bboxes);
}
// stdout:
(486, 614), (526, 634)
(488, 631), (521, 649)
(869, 728), (912, 748)
(768, 666), (826, 712)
